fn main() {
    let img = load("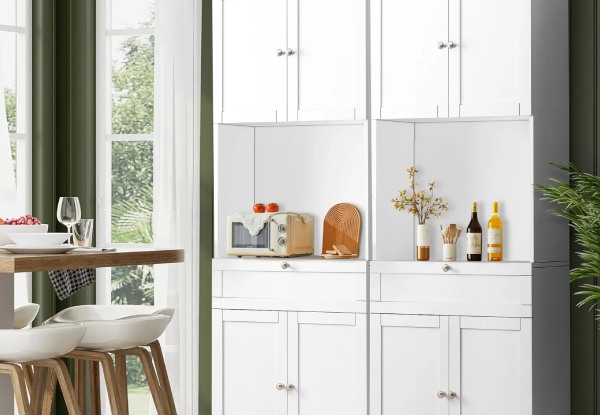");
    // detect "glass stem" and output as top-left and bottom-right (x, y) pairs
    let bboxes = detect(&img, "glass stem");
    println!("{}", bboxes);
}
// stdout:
(67, 225), (72, 245)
